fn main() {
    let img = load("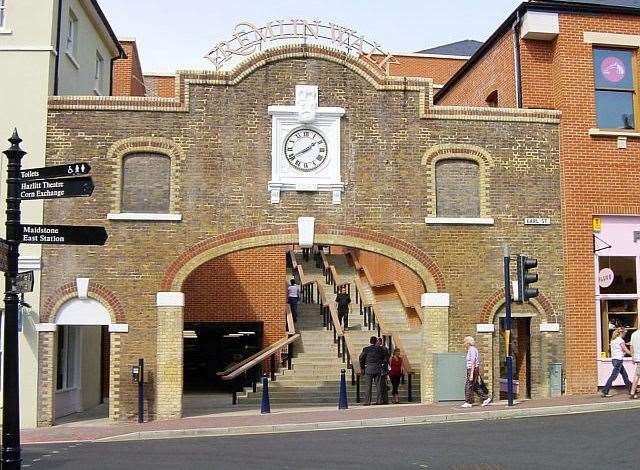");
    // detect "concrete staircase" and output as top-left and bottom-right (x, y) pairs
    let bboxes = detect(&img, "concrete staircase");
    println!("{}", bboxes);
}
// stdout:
(237, 249), (422, 406)
(237, 299), (358, 405)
